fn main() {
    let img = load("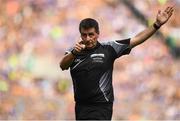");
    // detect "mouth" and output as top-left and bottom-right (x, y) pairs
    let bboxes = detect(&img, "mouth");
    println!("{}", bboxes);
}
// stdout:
(81, 41), (91, 46)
